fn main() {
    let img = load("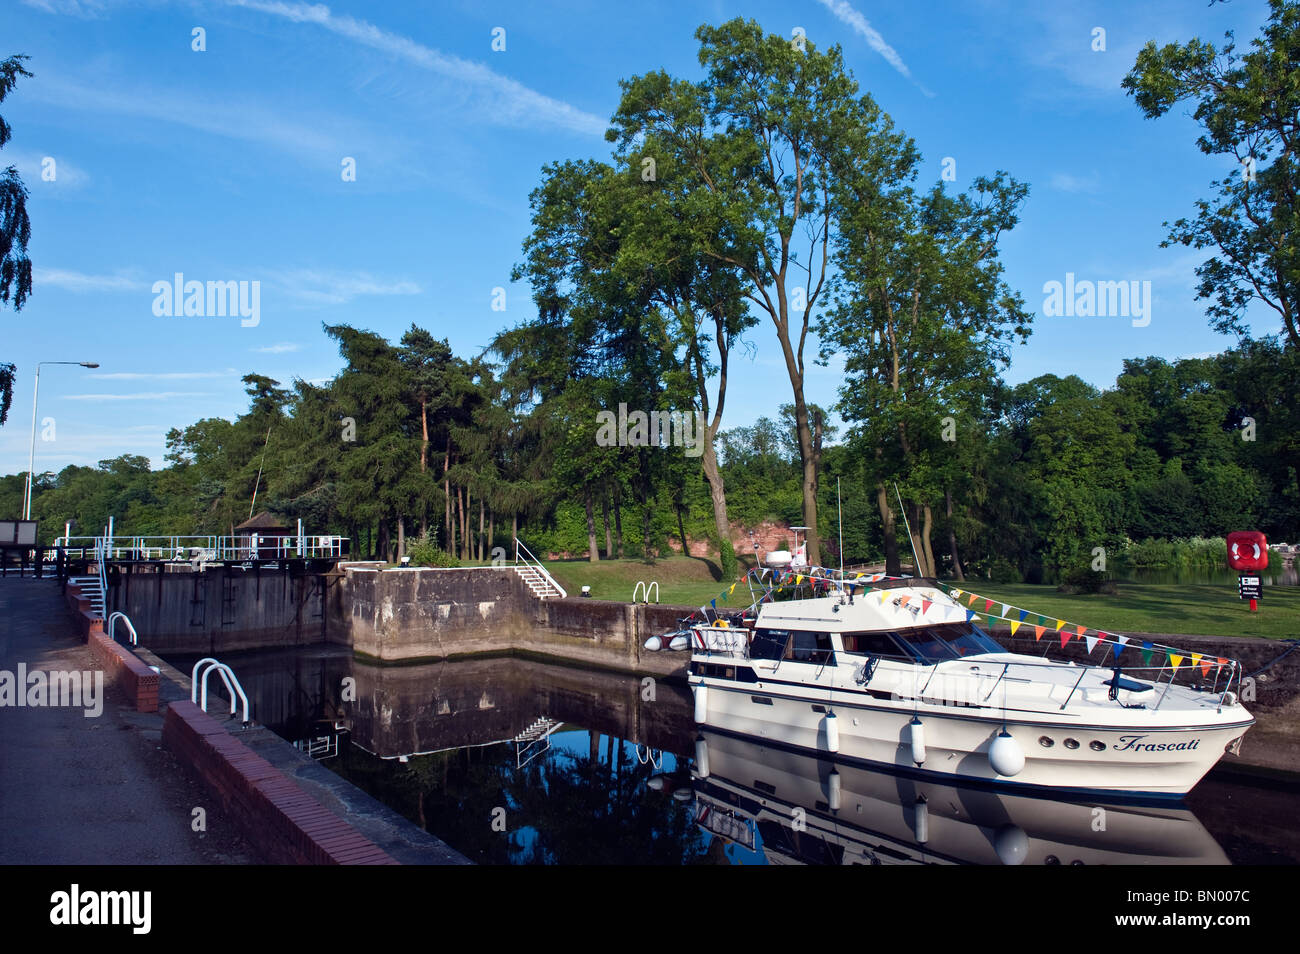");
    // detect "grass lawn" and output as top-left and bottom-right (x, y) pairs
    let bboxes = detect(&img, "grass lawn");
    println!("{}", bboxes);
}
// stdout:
(539, 557), (1298, 640)
(542, 555), (757, 609)
(955, 581), (1299, 641)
